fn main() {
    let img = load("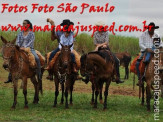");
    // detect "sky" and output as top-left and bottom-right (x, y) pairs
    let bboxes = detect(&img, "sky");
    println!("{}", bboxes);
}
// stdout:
(0, 0), (162, 37)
